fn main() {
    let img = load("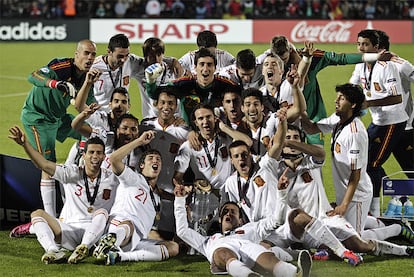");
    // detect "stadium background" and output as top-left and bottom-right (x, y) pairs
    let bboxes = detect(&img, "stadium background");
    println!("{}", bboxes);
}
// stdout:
(0, 5), (413, 276)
